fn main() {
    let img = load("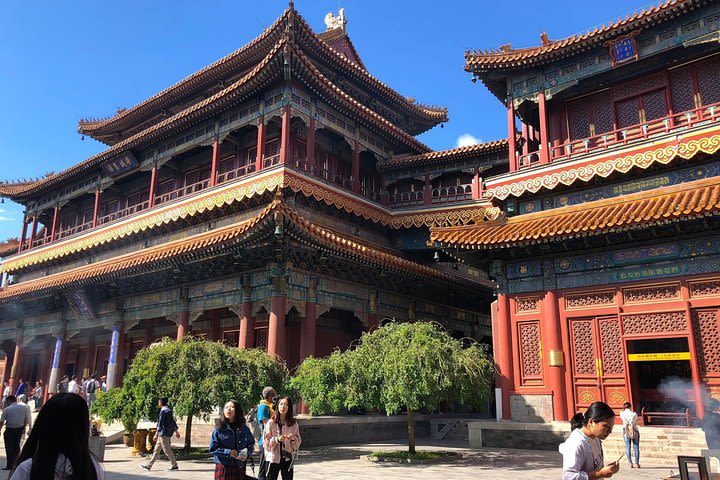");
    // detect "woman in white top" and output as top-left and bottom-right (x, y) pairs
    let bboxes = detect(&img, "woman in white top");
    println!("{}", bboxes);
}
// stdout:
(9, 393), (103, 480)
(620, 402), (640, 468)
